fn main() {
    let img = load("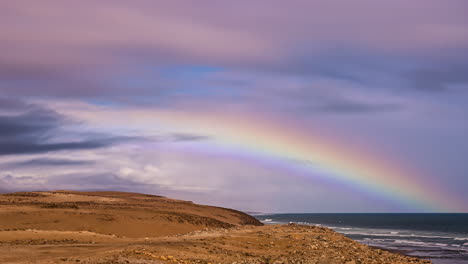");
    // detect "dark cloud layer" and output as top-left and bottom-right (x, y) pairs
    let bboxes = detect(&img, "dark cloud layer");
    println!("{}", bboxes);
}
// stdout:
(0, 108), (61, 139)
(171, 133), (211, 142)
(0, 98), (133, 156)
(4, 158), (94, 168)
(318, 101), (401, 114)
(407, 64), (468, 92)
(0, 140), (112, 156)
